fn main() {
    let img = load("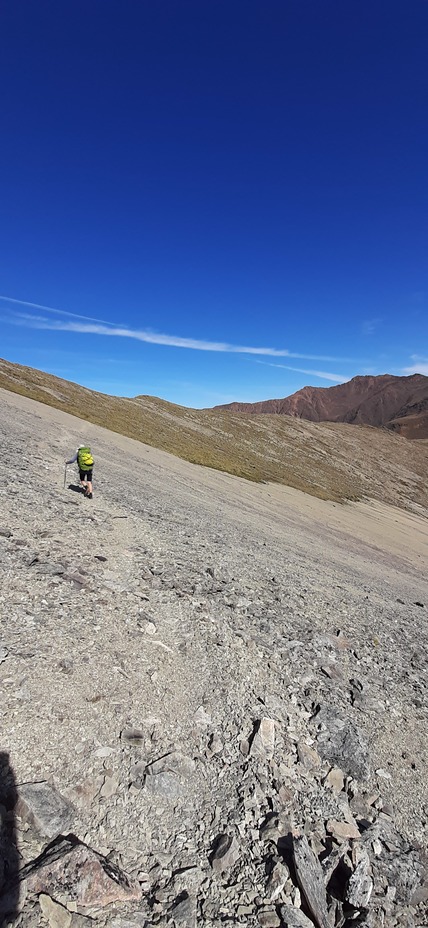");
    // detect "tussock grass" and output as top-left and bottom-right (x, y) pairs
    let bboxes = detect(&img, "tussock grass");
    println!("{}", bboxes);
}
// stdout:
(1, 357), (427, 512)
